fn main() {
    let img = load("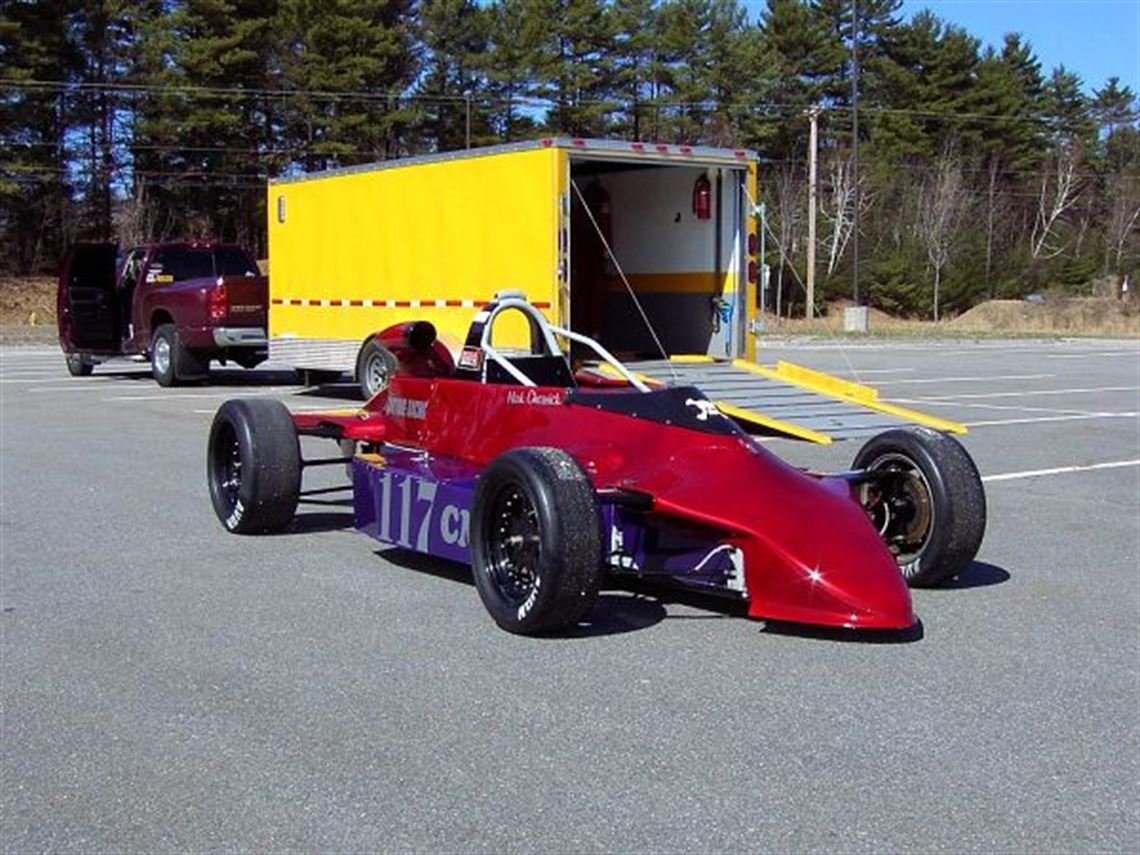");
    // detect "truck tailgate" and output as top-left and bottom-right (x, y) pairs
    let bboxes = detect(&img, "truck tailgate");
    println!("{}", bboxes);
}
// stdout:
(220, 275), (267, 327)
